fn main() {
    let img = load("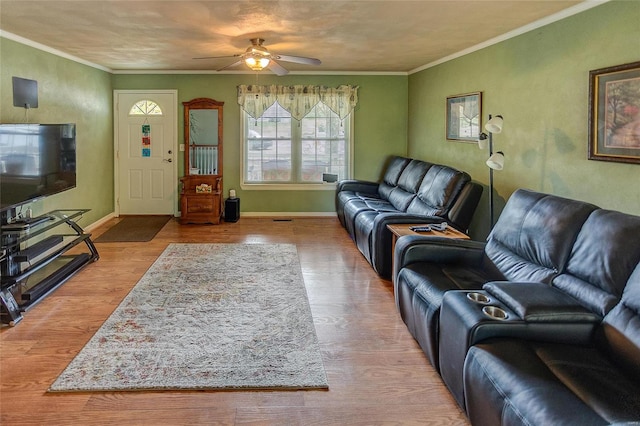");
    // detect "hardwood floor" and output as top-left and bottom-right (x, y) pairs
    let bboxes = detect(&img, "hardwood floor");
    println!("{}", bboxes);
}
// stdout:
(0, 217), (468, 425)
